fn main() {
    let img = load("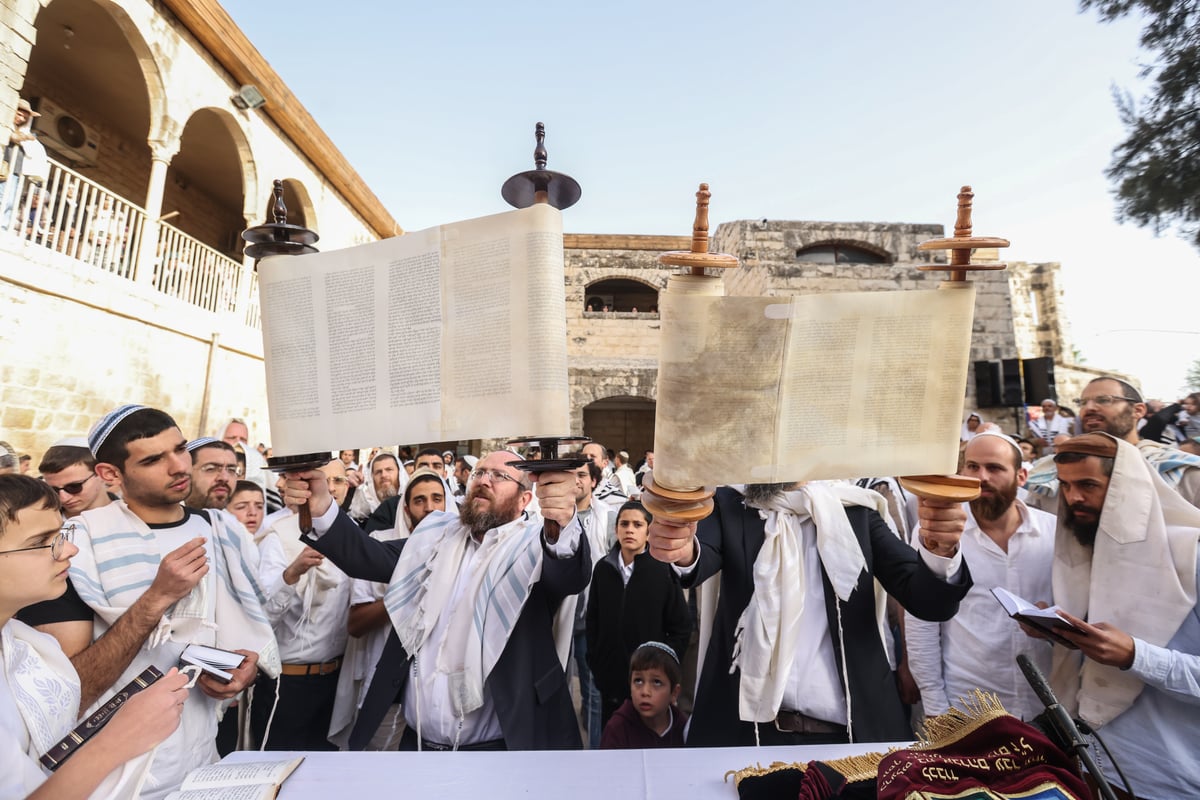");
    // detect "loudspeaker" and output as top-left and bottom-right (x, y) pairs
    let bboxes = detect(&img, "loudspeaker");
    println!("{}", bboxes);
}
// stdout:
(974, 360), (1003, 407)
(1001, 359), (1023, 406)
(1022, 357), (1057, 406)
